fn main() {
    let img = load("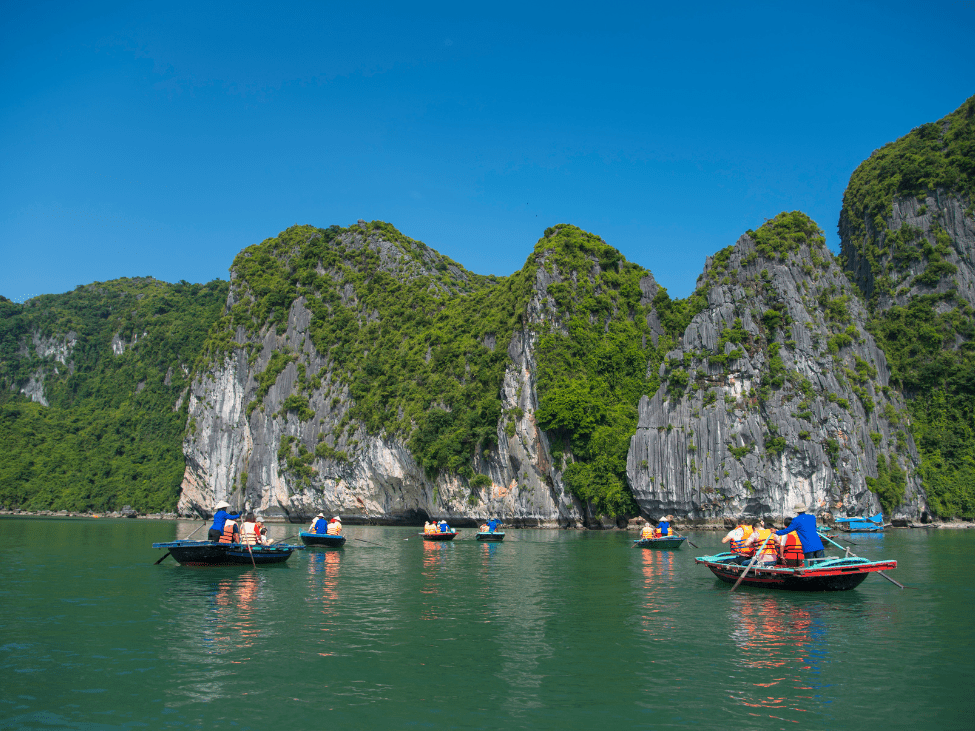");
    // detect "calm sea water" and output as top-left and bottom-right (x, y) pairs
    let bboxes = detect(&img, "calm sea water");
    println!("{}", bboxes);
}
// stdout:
(0, 518), (972, 730)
